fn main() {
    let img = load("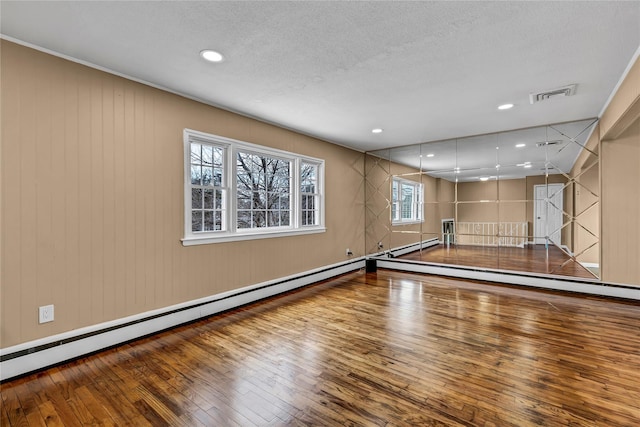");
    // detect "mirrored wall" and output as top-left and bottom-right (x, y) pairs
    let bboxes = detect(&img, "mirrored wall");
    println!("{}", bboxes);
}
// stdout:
(365, 119), (600, 279)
